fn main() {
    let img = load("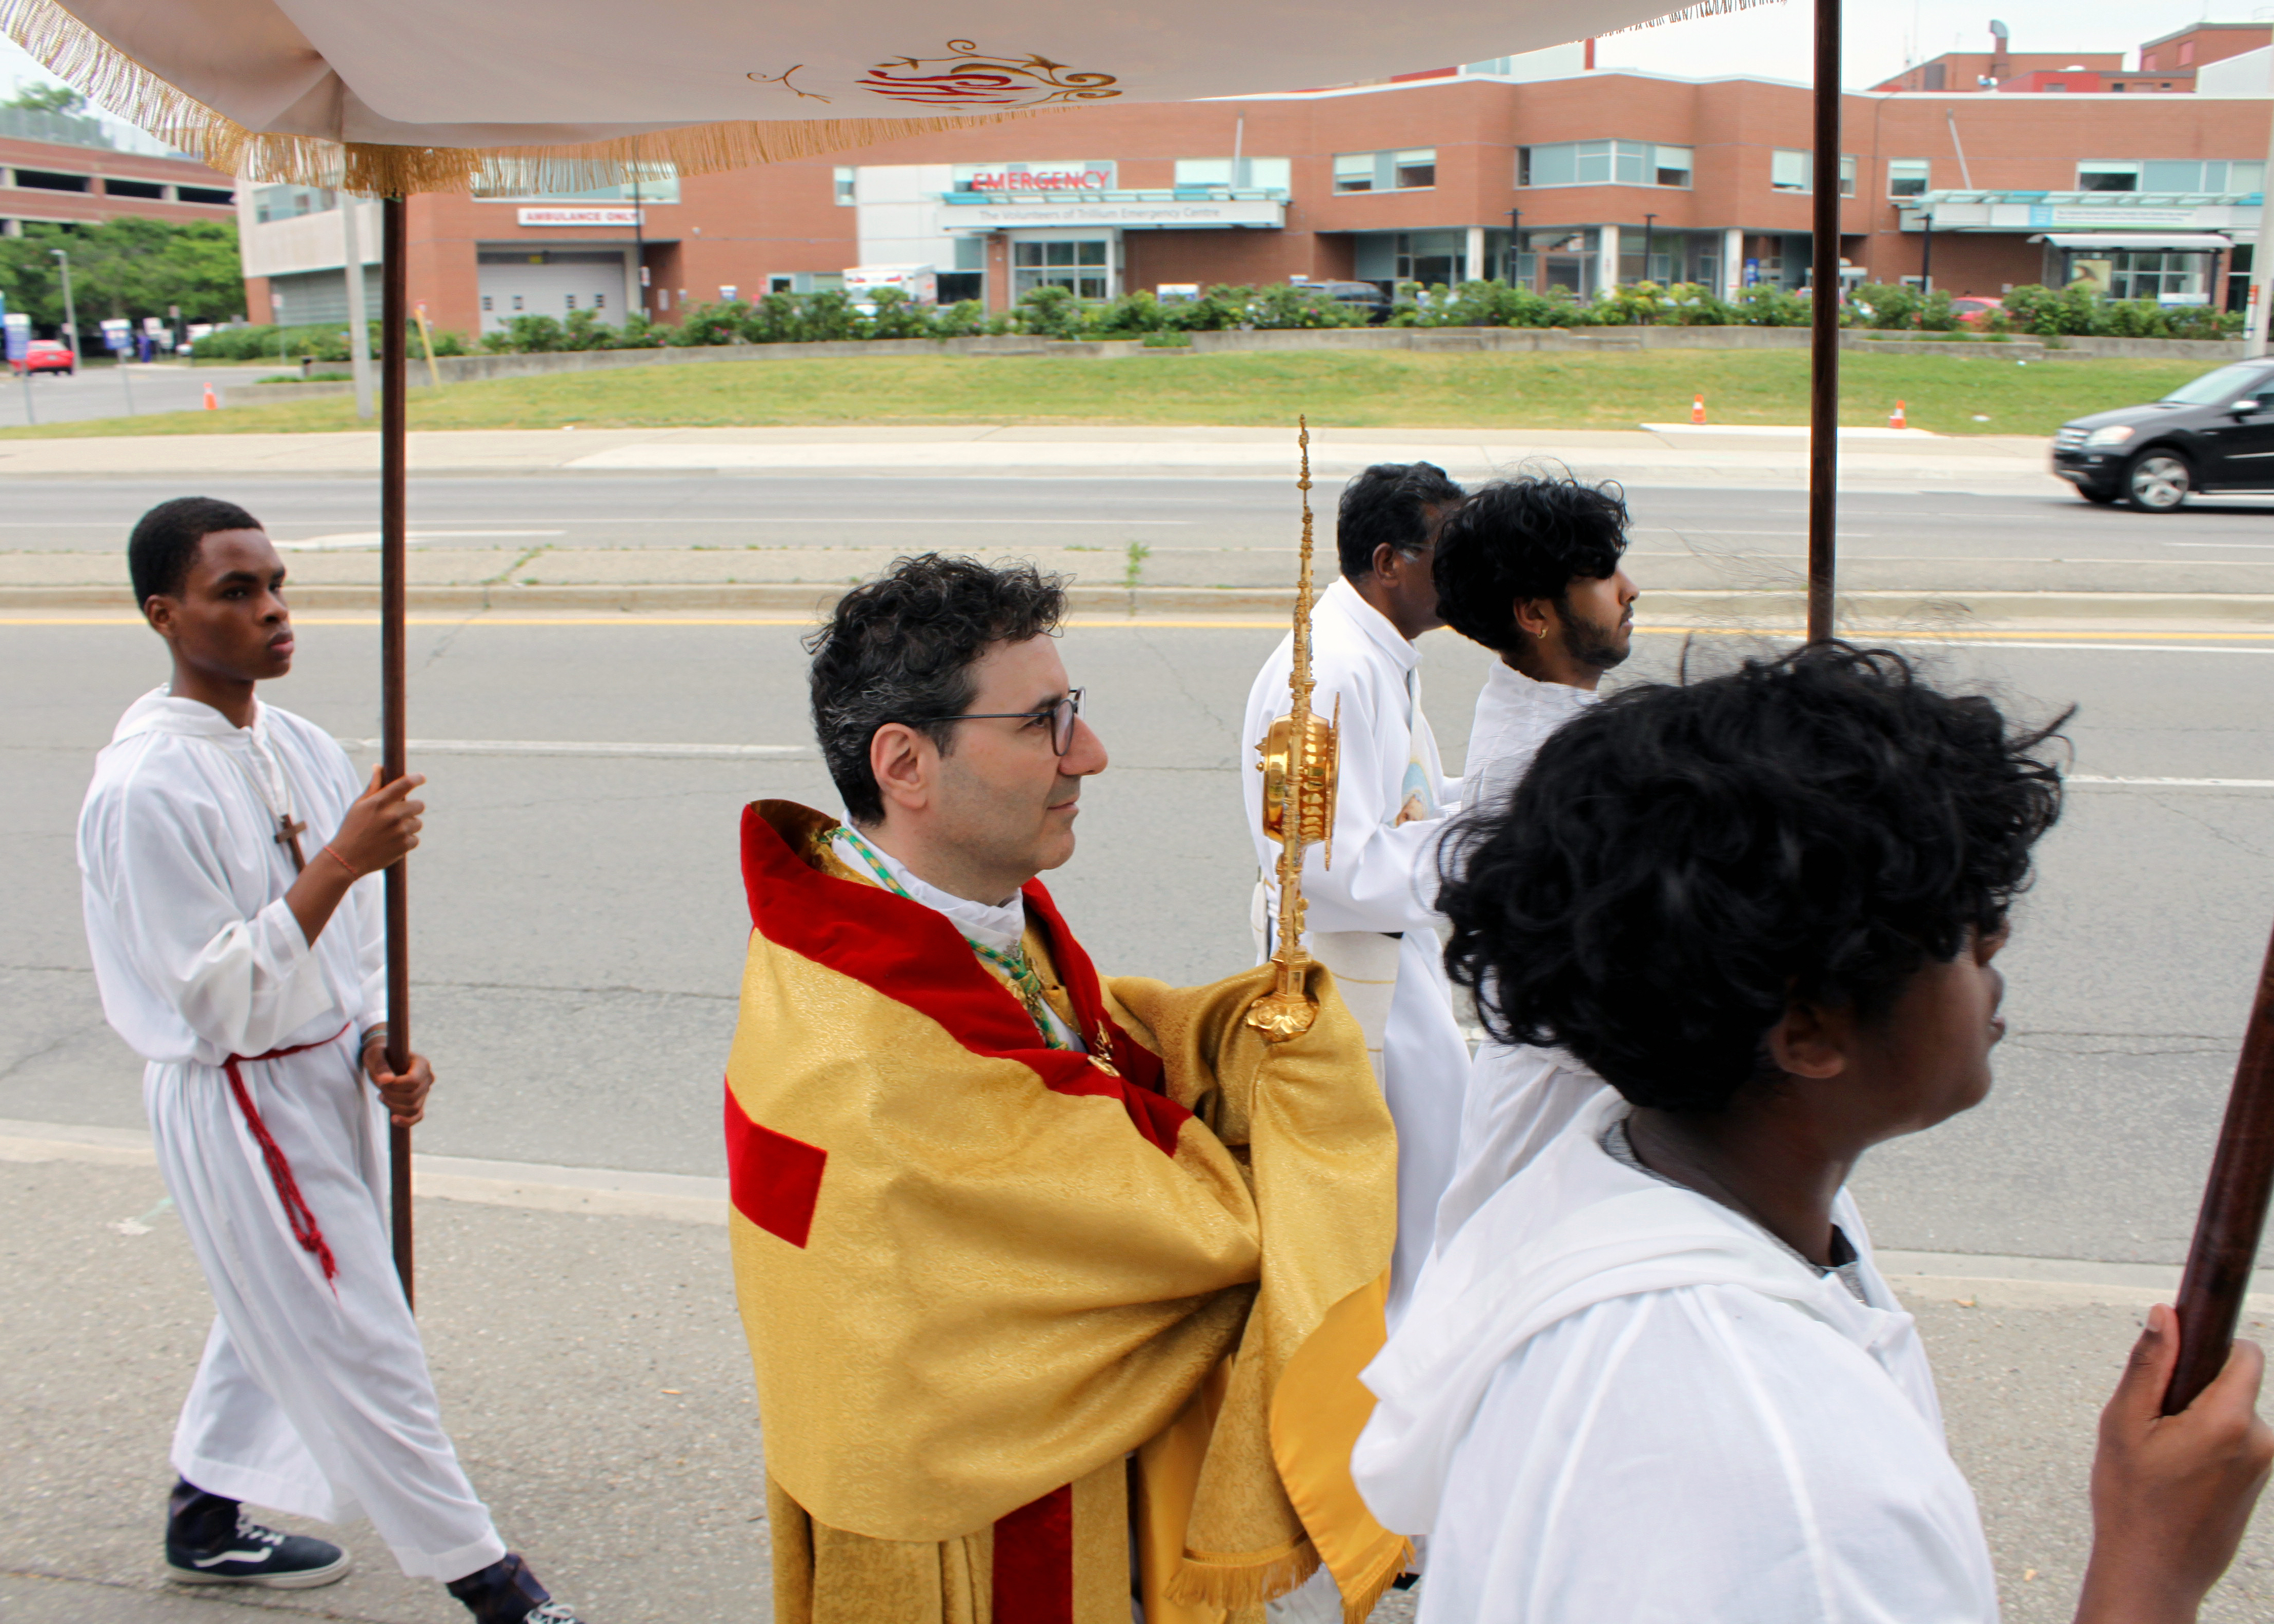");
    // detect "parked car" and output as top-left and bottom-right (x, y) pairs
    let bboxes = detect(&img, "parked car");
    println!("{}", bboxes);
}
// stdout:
(2051, 360), (2274, 510)
(1949, 296), (2003, 329)
(9, 339), (74, 376)
(1305, 280), (1393, 324)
